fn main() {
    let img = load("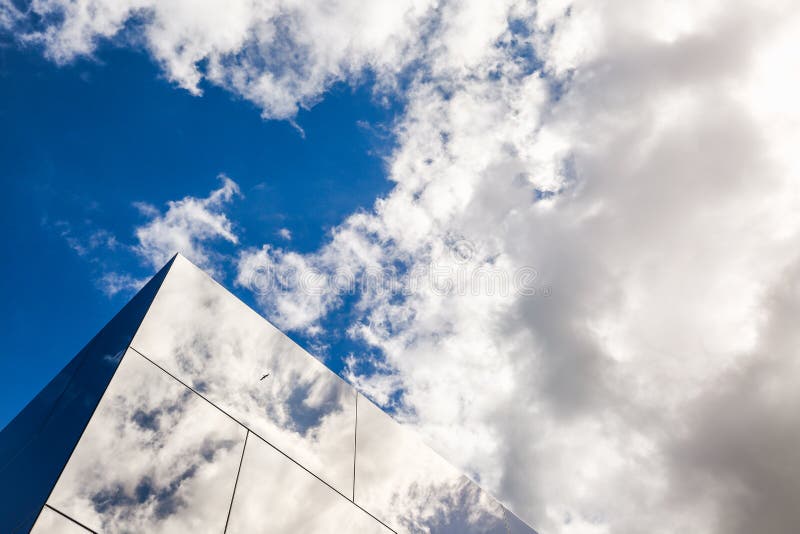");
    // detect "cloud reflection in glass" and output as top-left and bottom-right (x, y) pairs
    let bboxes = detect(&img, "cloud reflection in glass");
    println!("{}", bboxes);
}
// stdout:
(354, 395), (509, 534)
(47, 350), (246, 533)
(130, 255), (356, 498)
(226, 433), (391, 533)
